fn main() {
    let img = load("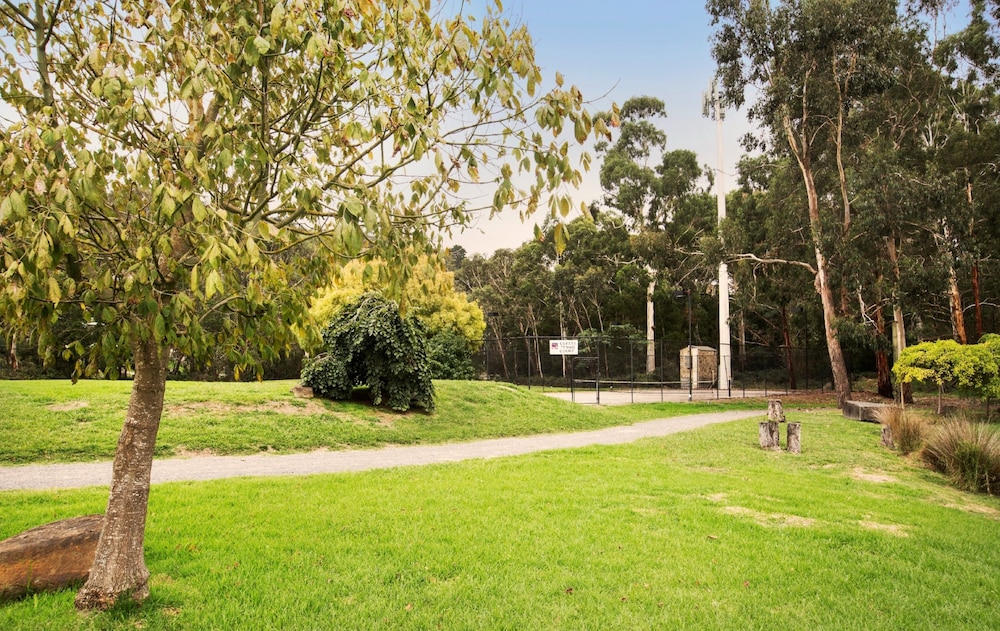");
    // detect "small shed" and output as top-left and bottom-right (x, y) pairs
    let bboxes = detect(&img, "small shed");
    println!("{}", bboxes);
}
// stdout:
(680, 346), (717, 389)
